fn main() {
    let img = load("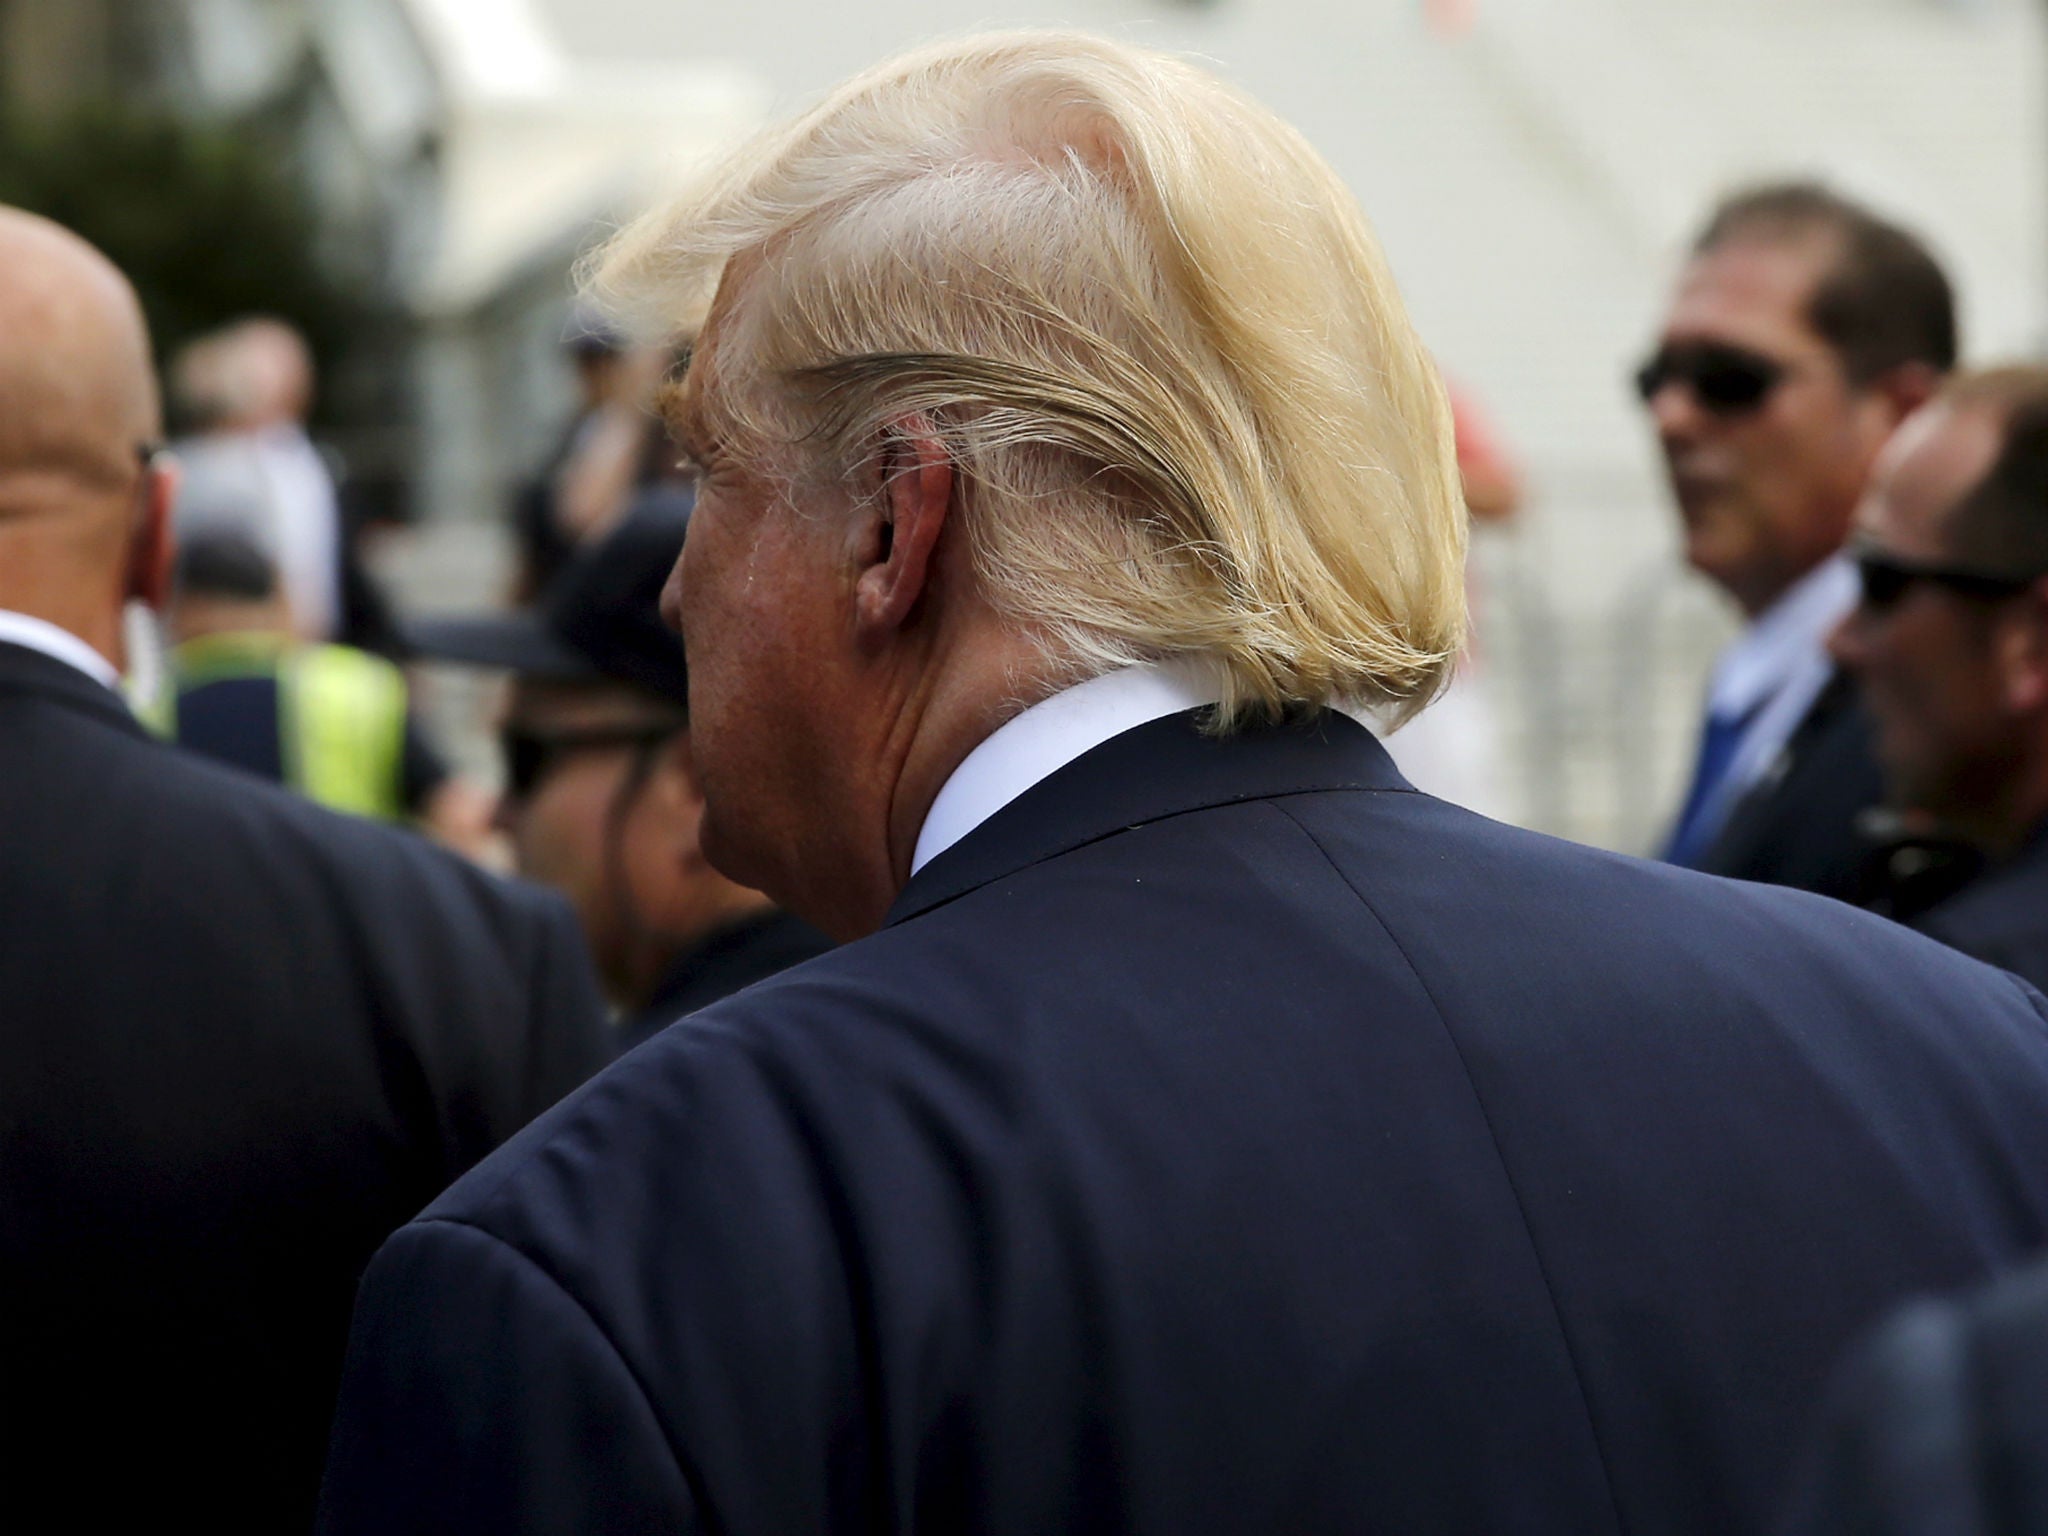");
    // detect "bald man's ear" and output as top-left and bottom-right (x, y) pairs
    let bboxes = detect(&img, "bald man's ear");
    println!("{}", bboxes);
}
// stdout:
(125, 457), (176, 612)
(1998, 578), (2048, 715)
(853, 419), (954, 639)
